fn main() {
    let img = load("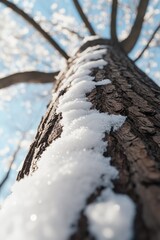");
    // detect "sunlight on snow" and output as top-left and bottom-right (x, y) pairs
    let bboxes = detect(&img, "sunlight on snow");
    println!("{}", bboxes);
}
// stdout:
(0, 45), (135, 240)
